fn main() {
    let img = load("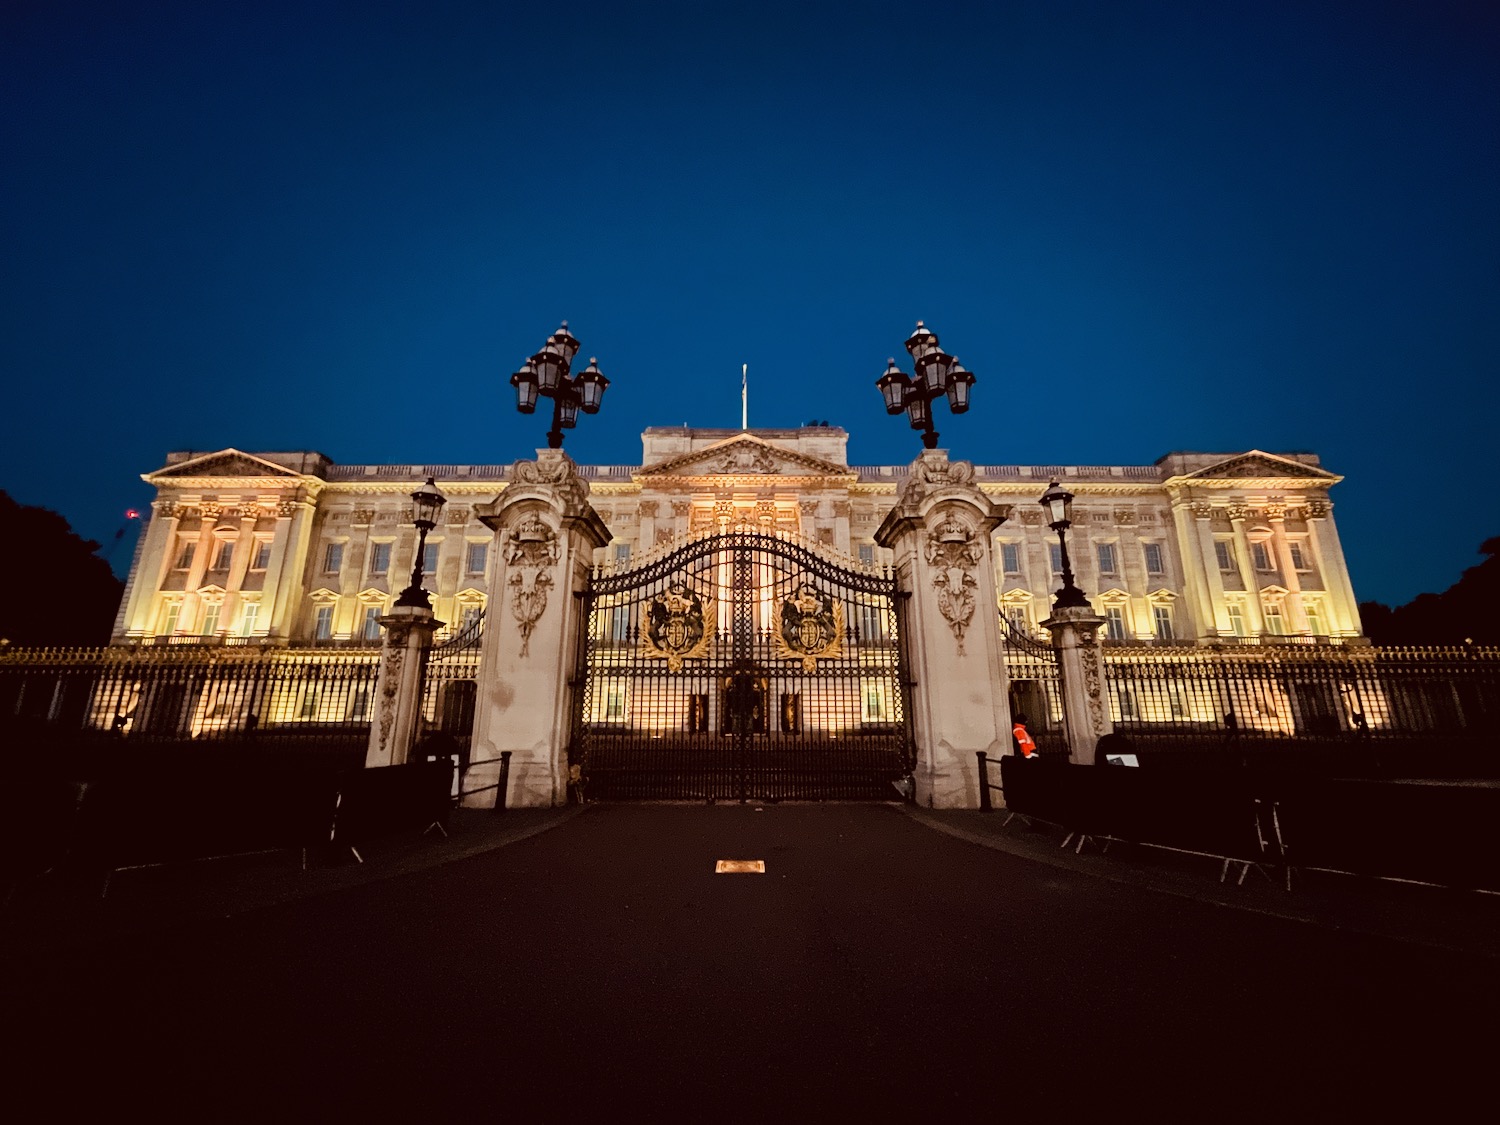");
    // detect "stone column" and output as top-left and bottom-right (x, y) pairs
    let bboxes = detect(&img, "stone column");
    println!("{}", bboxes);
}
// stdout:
(365, 604), (444, 768)
(265, 493), (316, 639)
(874, 450), (1011, 809)
(1042, 605), (1113, 764)
(465, 450), (610, 808)
(1266, 503), (1310, 633)
(1170, 497), (1226, 641)
(118, 500), (180, 638)
(1303, 498), (1362, 637)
